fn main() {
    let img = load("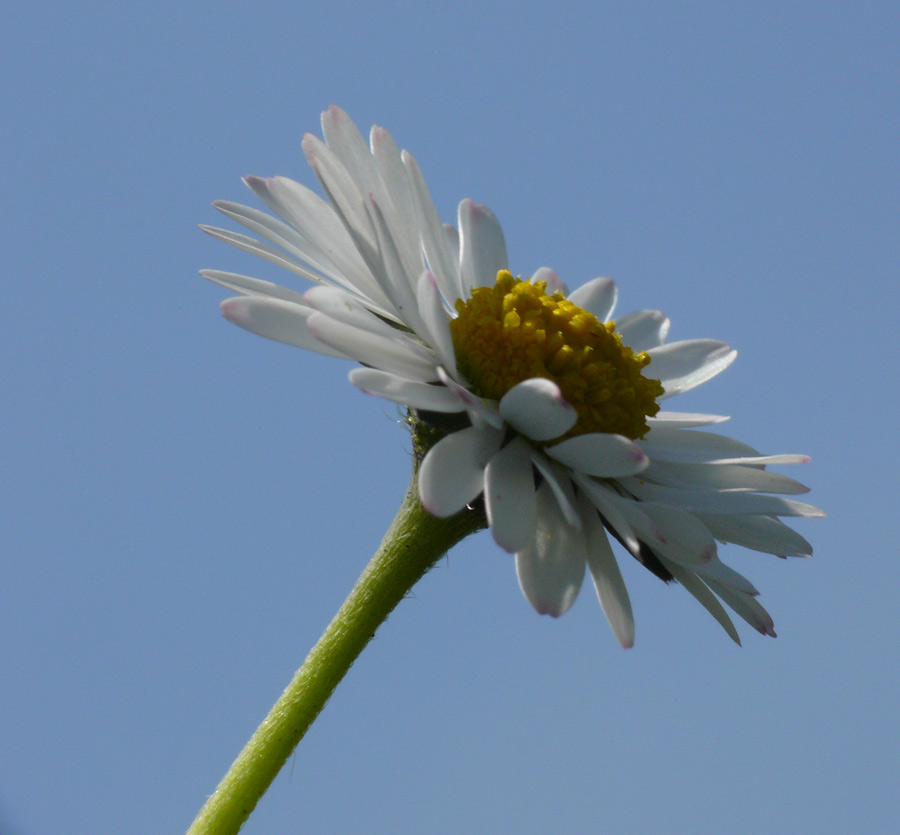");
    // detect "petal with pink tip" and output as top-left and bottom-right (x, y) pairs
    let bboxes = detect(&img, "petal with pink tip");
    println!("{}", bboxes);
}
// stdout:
(579, 494), (635, 648)
(436, 367), (504, 428)
(417, 271), (457, 375)
(637, 502), (717, 566)
(220, 297), (349, 358)
(696, 513), (813, 557)
(514, 483), (586, 617)
(307, 313), (438, 381)
(530, 452), (581, 529)
(201, 270), (308, 304)
(616, 310), (670, 352)
(402, 151), (462, 304)
(485, 437), (538, 553)
(659, 558), (741, 645)
(349, 368), (464, 412)
(499, 378), (577, 441)
(418, 426), (502, 517)
(646, 412), (730, 428)
(545, 433), (648, 477)
(704, 579), (776, 637)
(458, 199), (508, 294)
(568, 277), (618, 322)
(647, 339), (737, 399)
(531, 267), (568, 296)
